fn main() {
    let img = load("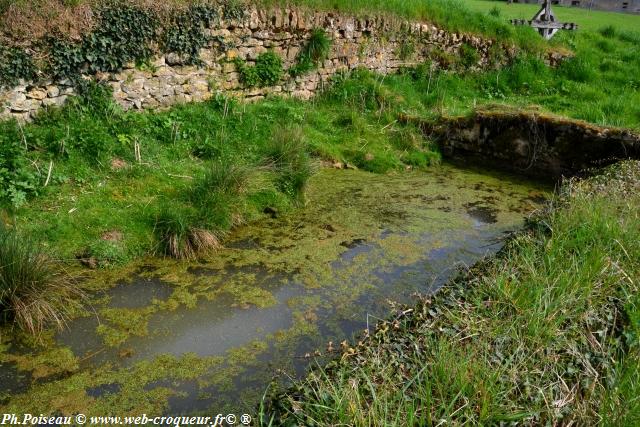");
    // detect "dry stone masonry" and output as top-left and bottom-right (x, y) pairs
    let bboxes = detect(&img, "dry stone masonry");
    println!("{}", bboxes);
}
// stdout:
(2, 7), (522, 121)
